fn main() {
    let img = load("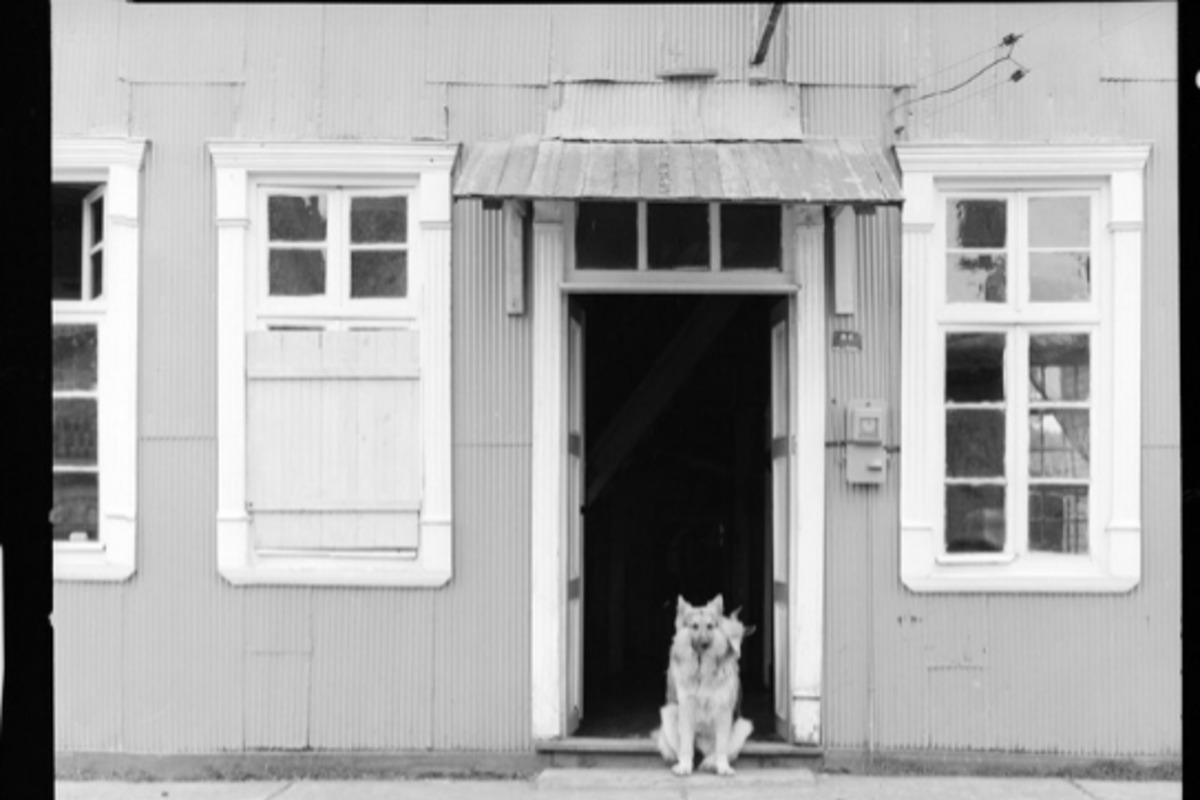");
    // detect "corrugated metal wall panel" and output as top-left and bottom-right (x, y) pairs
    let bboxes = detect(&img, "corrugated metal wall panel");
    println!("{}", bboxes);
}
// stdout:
(550, 4), (787, 84)
(800, 87), (895, 141)
(544, 82), (803, 141)
(446, 85), (547, 142)
(308, 590), (436, 749)
(53, 587), (124, 750)
(132, 84), (235, 440)
(452, 201), (533, 446)
(427, 5), (550, 86)
(117, 2), (246, 83)
(240, 5), (325, 139)
(788, 4), (918, 86)
(1101, 3), (1176, 80)
(433, 445), (532, 749)
(51, 0), (127, 137)
(122, 438), (244, 752)
(245, 654), (310, 749)
(320, 5), (445, 141)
